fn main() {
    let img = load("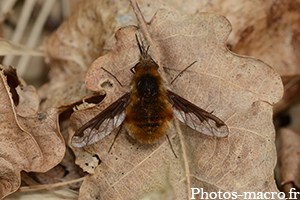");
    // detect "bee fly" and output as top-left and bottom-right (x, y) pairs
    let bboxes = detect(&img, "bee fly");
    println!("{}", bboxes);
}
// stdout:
(71, 35), (229, 151)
